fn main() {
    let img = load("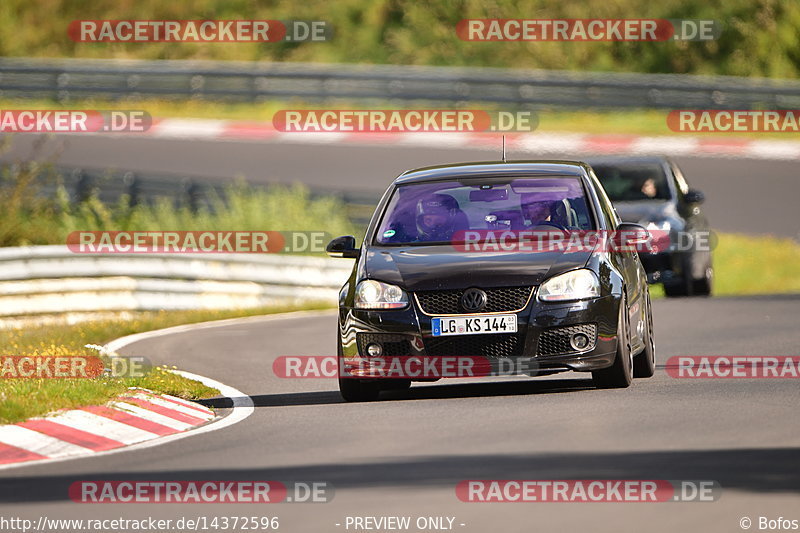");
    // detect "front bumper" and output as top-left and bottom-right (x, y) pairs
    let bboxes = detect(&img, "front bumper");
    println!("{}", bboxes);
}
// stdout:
(338, 291), (620, 378)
